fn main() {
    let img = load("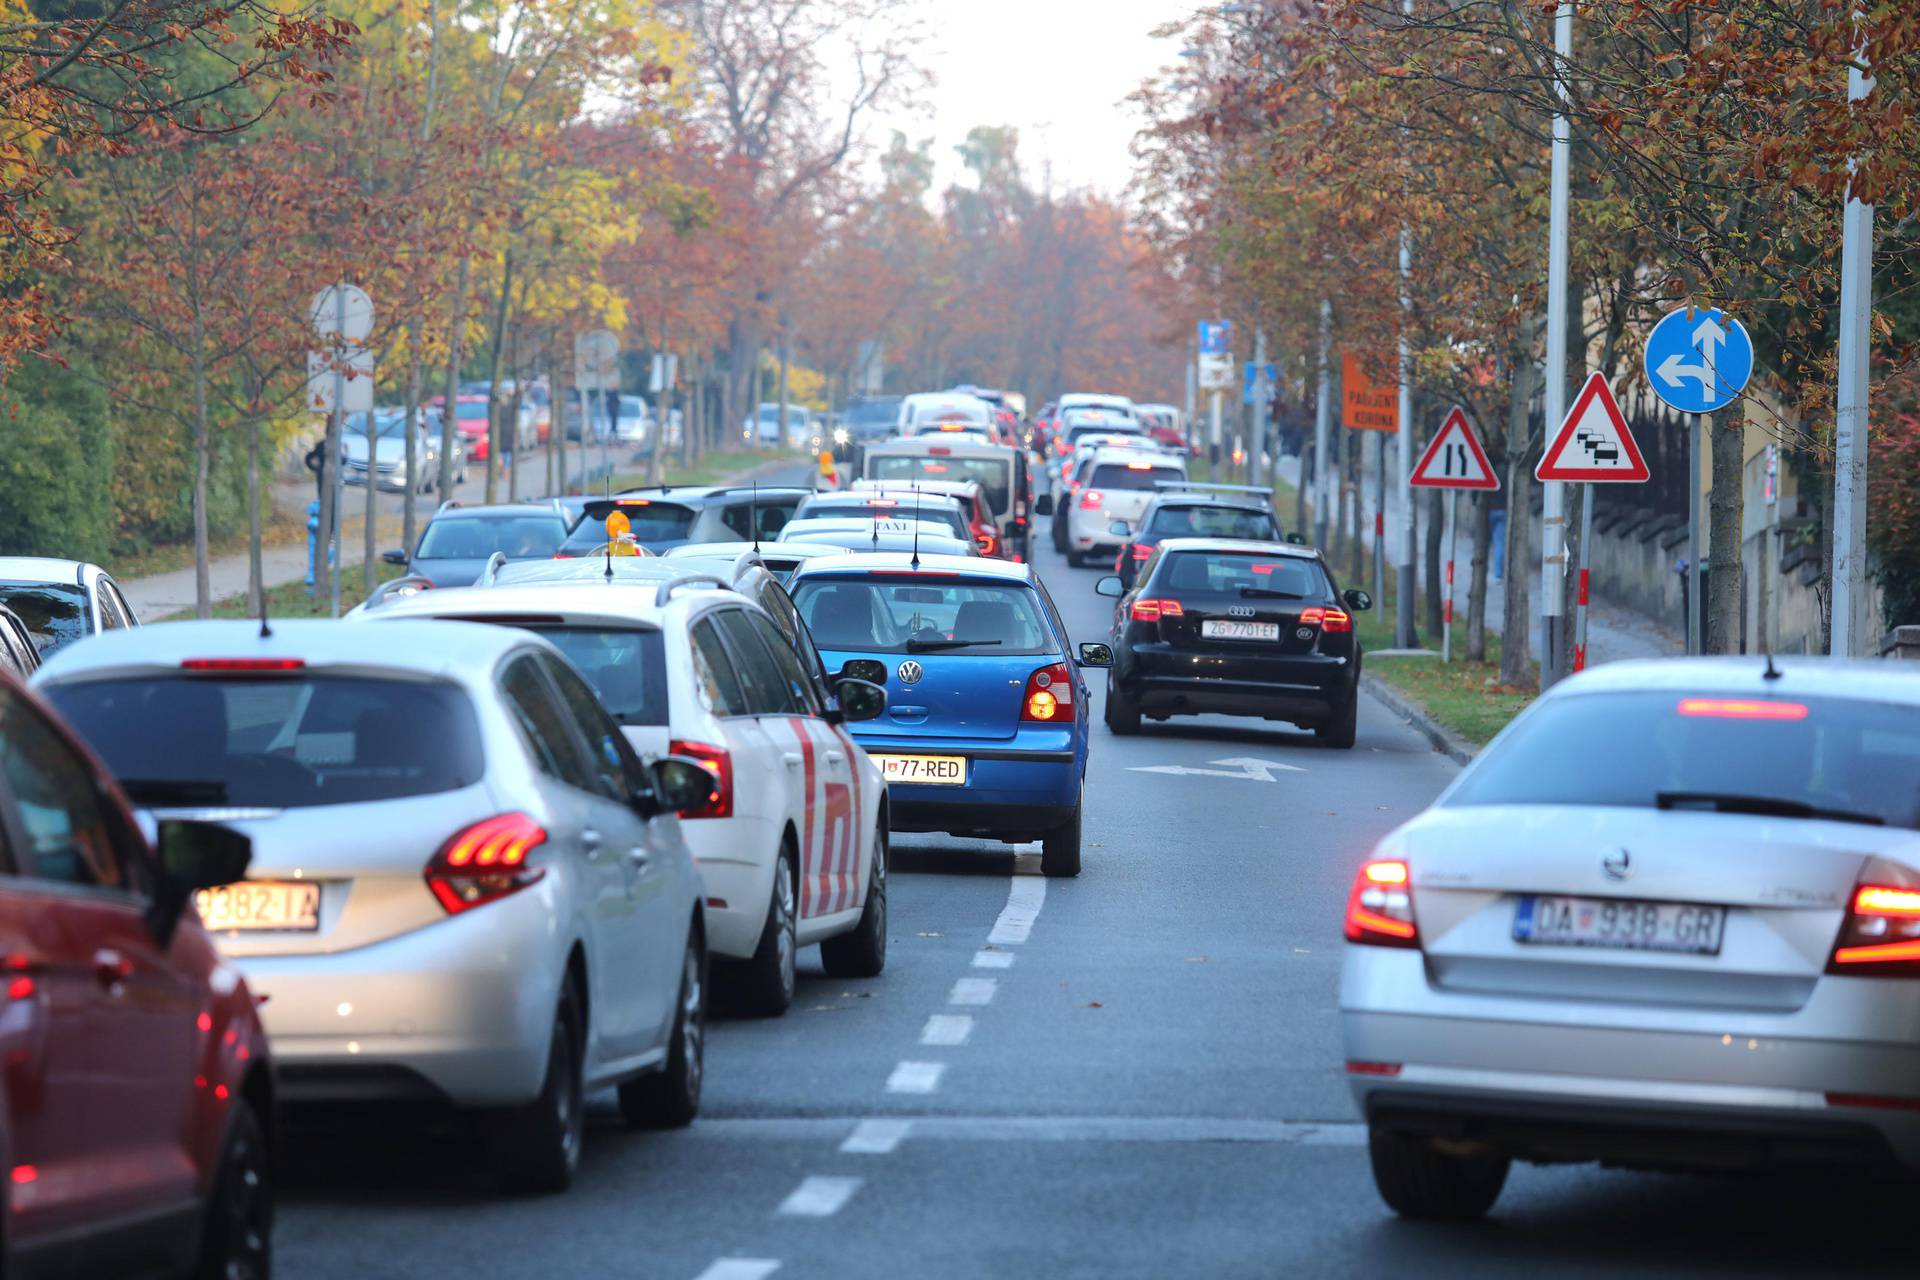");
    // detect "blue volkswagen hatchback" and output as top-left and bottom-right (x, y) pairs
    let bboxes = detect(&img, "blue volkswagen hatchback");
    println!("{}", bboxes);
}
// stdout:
(789, 553), (1109, 876)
